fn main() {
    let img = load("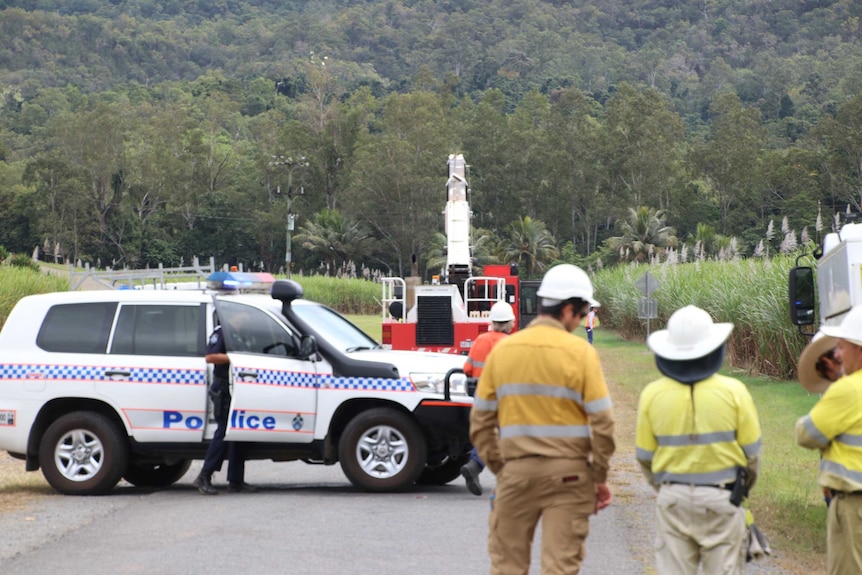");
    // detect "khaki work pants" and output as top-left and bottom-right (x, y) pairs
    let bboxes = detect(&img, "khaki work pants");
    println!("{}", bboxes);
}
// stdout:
(827, 491), (862, 575)
(654, 484), (746, 575)
(488, 457), (595, 575)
